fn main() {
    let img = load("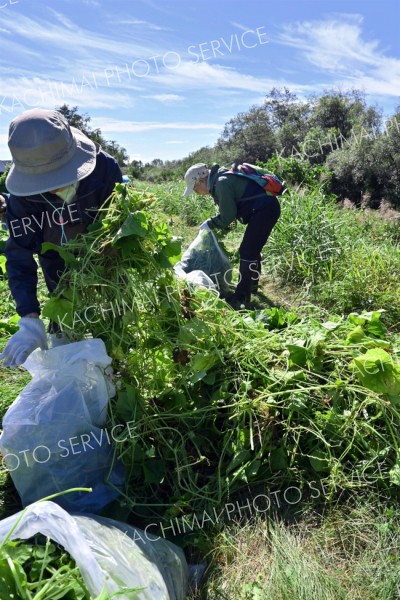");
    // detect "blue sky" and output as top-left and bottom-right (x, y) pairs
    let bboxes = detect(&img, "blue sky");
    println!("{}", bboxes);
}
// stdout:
(0, 0), (399, 164)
